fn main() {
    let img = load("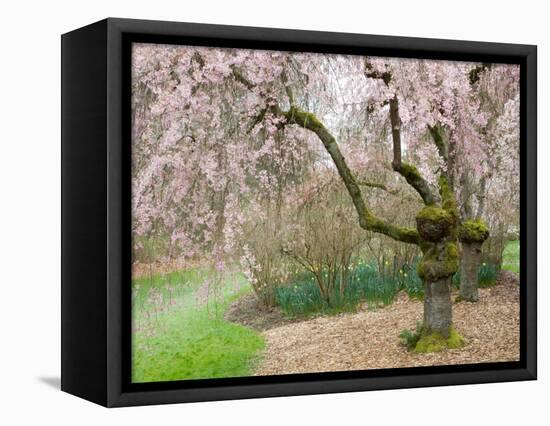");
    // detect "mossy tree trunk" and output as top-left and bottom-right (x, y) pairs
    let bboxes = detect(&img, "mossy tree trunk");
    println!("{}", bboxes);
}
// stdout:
(415, 177), (459, 338)
(458, 241), (483, 302)
(423, 276), (453, 335)
(458, 219), (489, 302)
